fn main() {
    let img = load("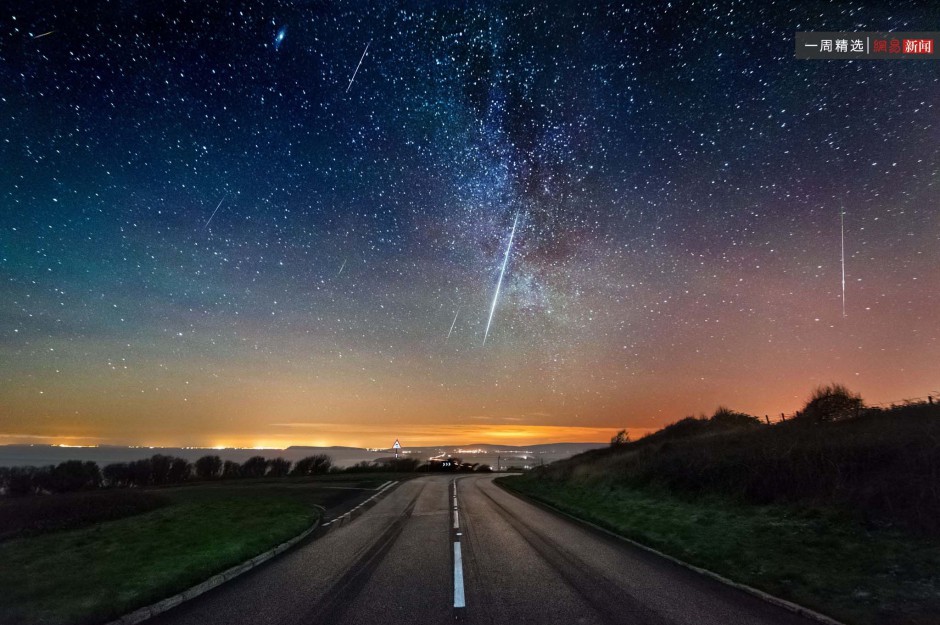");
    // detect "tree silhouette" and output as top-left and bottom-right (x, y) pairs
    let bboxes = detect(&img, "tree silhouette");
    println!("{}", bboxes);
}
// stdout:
(241, 456), (268, 478)
(267, 458), (292, 477)
(195, 455), (223, 480)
